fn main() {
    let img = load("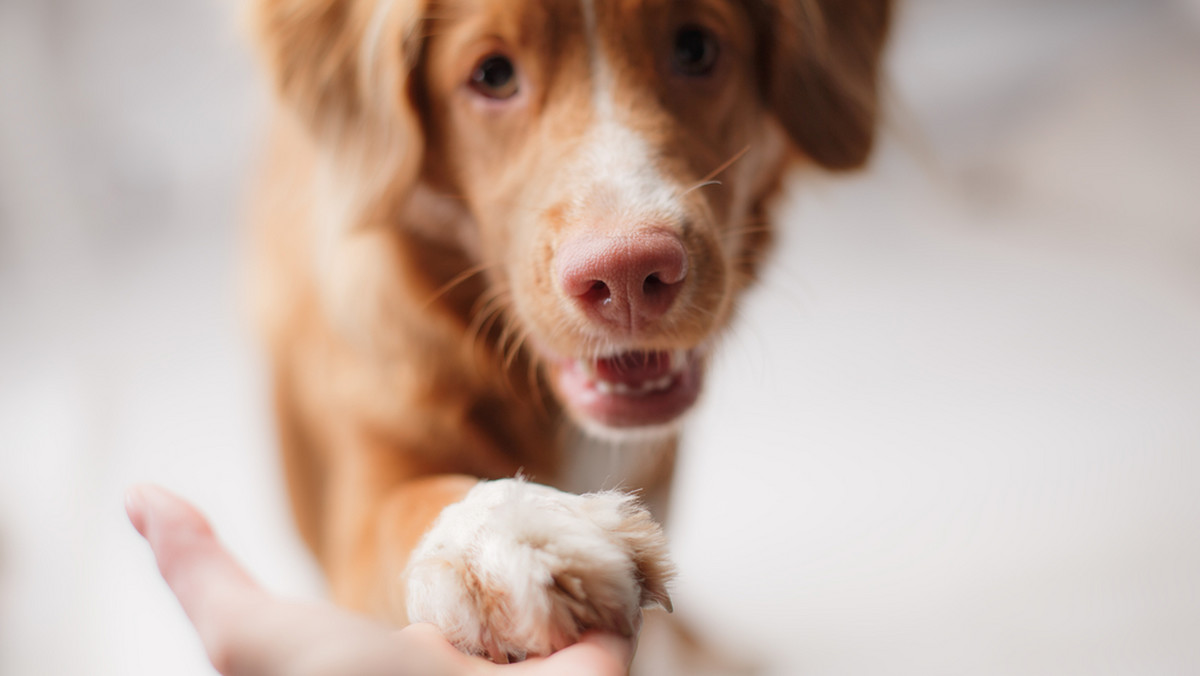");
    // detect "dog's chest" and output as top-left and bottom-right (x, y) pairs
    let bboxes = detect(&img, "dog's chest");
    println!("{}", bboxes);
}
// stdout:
(558, 431), (674, 497)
